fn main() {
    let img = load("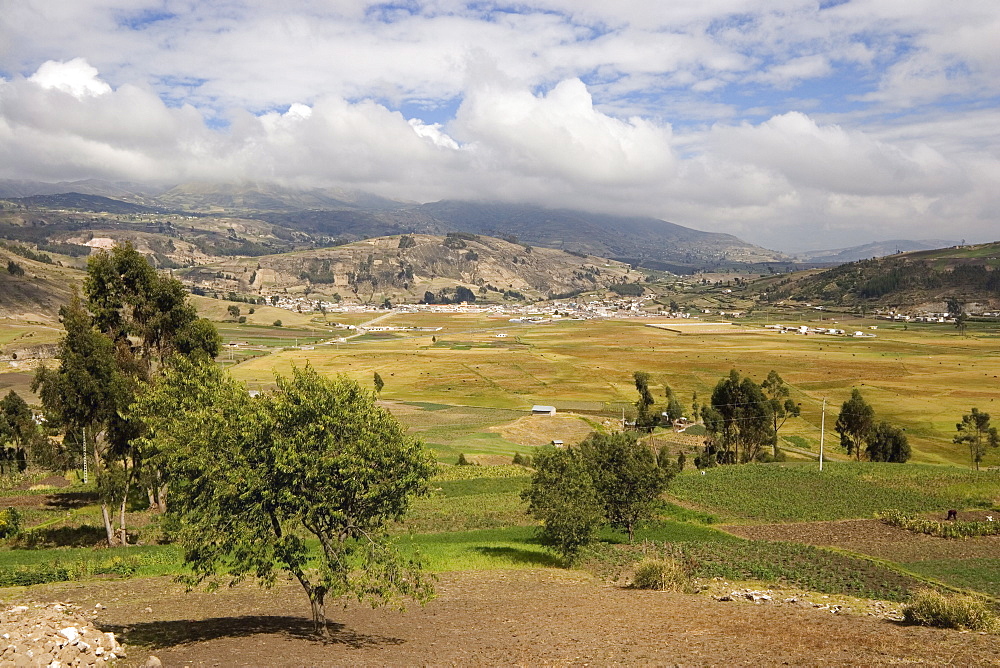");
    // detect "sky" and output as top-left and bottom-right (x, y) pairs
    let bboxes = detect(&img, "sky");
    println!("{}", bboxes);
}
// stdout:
(1, 1), (999, 251)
